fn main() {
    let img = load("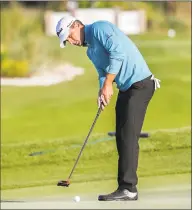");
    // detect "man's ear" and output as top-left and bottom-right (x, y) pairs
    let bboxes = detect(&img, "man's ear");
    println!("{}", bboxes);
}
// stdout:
(71, 21), (78, 29)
